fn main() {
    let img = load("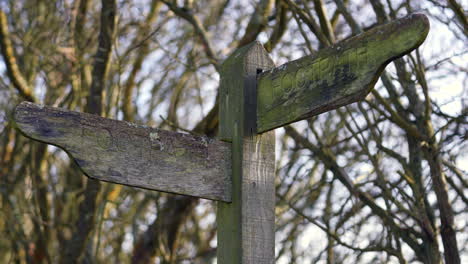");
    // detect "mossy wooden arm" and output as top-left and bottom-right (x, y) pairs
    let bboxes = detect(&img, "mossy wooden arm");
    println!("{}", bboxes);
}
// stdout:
(257, 13), (430, 132)
(14, 102), (232, 202)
